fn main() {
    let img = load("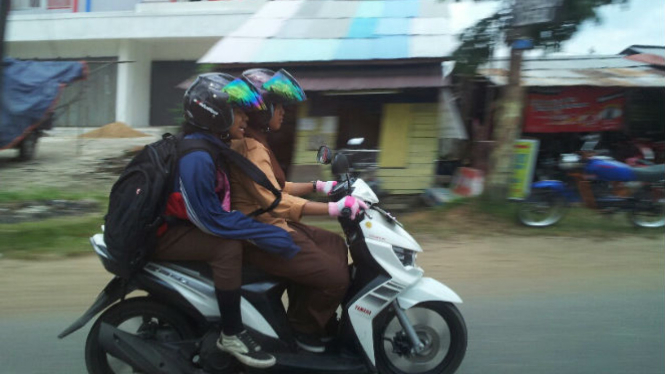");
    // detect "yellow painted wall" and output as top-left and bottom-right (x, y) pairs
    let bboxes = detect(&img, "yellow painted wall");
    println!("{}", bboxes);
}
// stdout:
(377, 103), (438, 194)
(289, 102), (439, 195)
